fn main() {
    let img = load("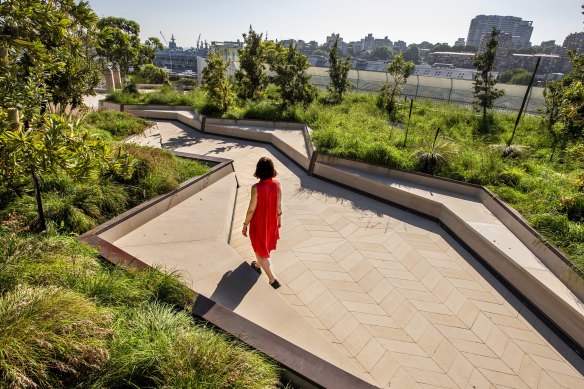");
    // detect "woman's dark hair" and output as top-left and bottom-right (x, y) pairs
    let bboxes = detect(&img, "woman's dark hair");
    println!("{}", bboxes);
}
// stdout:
(254, 157), (277, 180)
